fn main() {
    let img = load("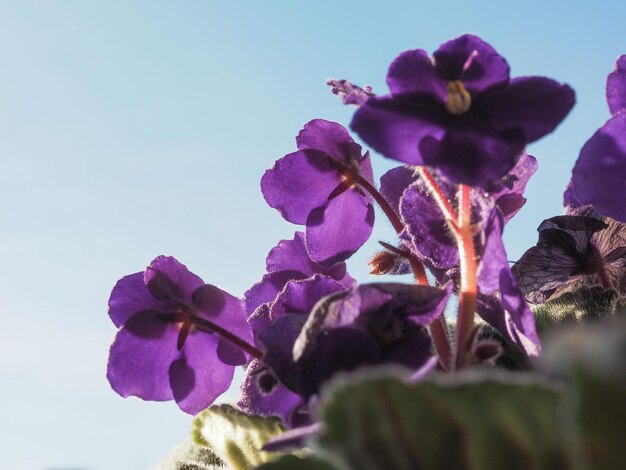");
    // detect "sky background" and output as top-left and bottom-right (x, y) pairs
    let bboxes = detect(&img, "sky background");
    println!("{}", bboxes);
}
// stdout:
(1, 1), (624, 469)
